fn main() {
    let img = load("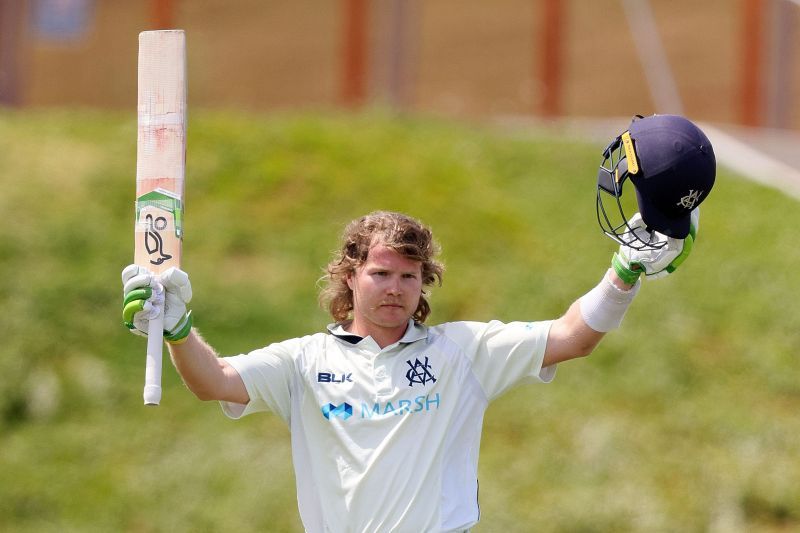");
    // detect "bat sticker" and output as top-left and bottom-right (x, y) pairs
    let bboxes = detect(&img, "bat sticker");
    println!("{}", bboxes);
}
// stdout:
(144, 214), (173, 265)
(135, 187), (183, 265)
